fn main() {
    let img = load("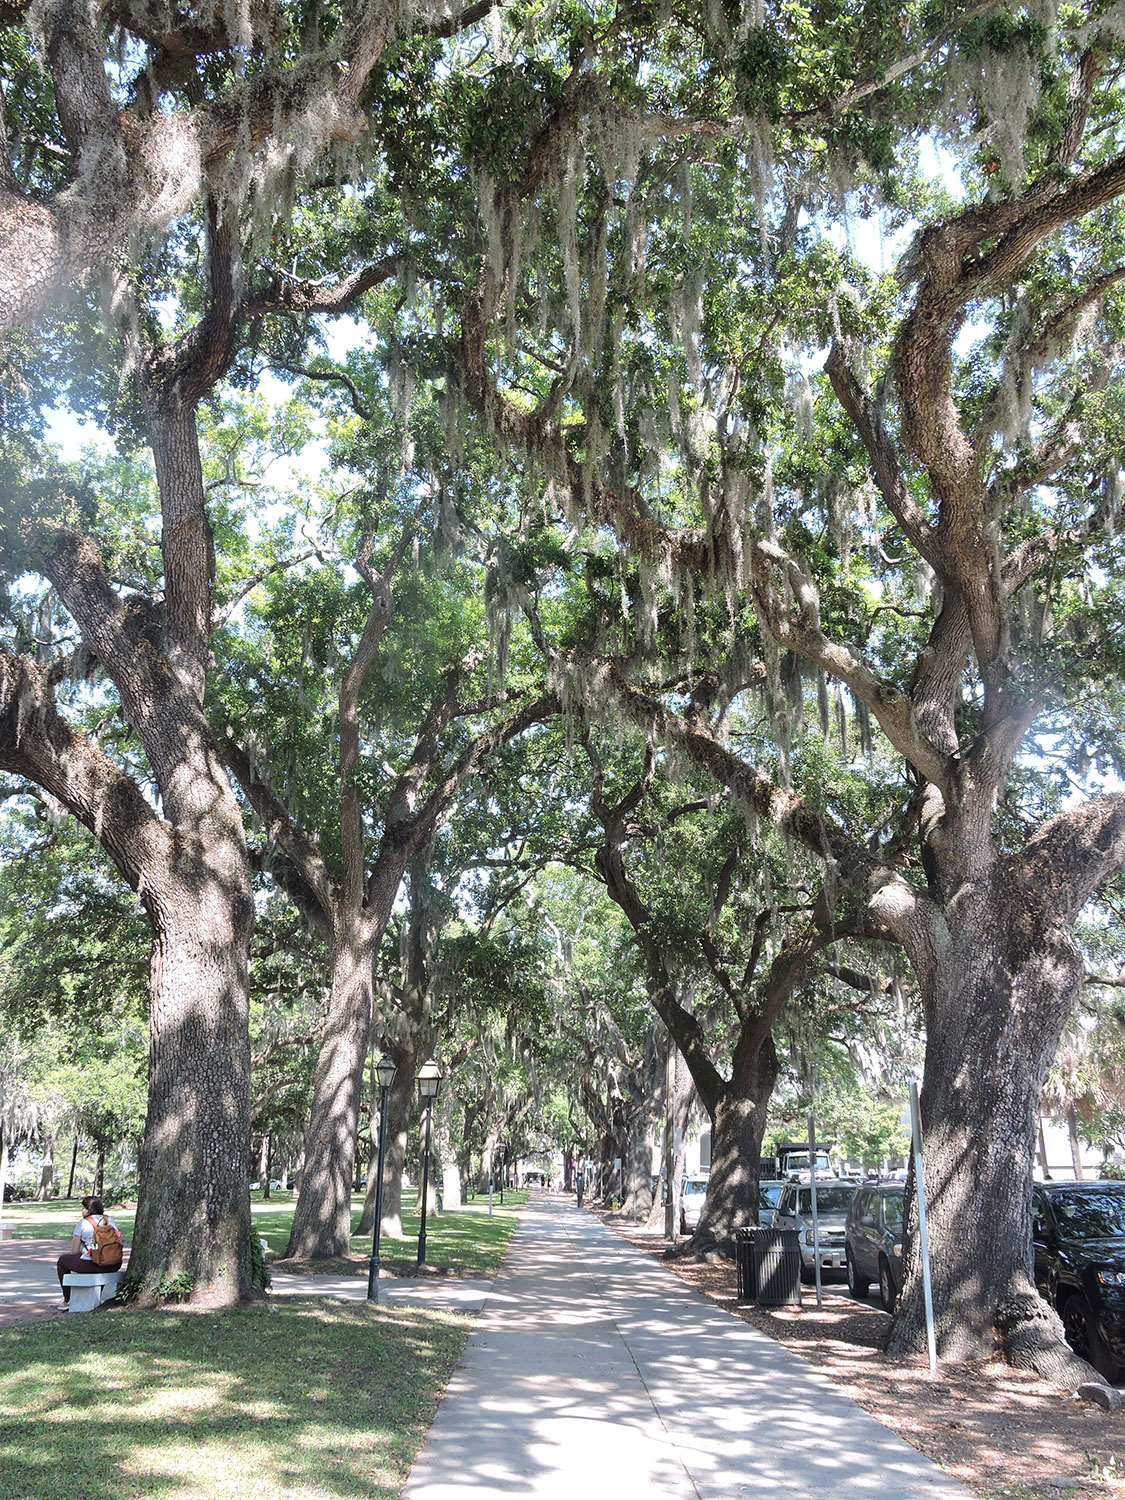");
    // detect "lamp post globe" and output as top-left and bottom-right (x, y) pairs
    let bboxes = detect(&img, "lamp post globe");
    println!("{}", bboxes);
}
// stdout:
(418, 1057), (442, 1100)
